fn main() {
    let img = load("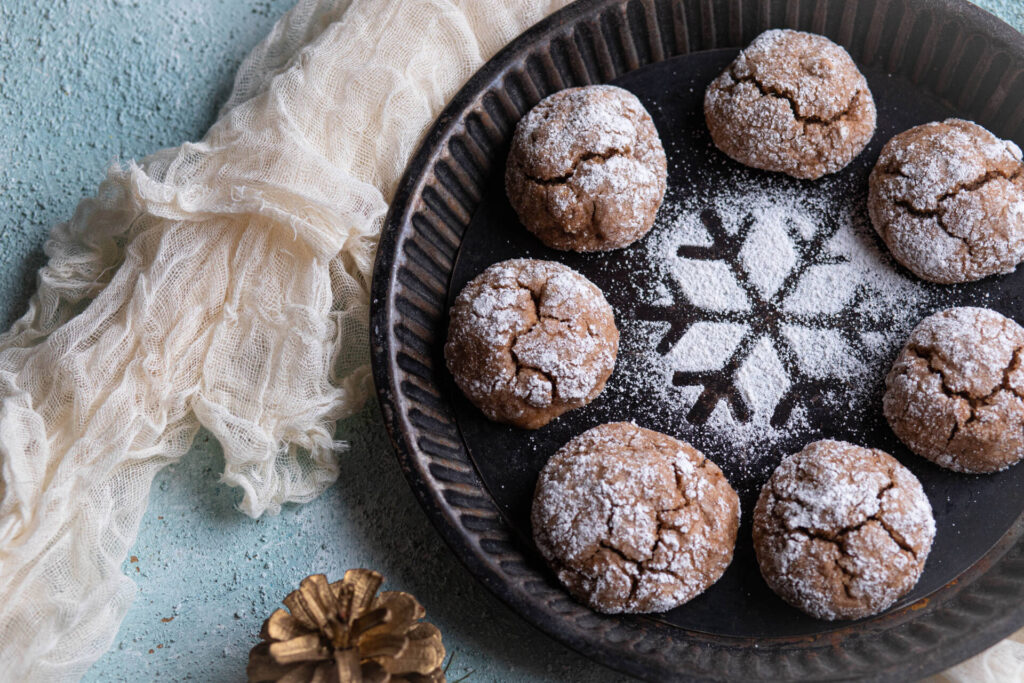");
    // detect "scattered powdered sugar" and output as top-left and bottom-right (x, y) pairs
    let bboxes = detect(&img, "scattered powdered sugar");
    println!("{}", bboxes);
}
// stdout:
(739, 208), (797, 298)
(668, 321), (747, 373)
(781, 325), (865, 379)
(782, 262), (855, 315)
(671, 259), (751, 312)
(599, 178), (937, 472)
(734, 336), (791, 419)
